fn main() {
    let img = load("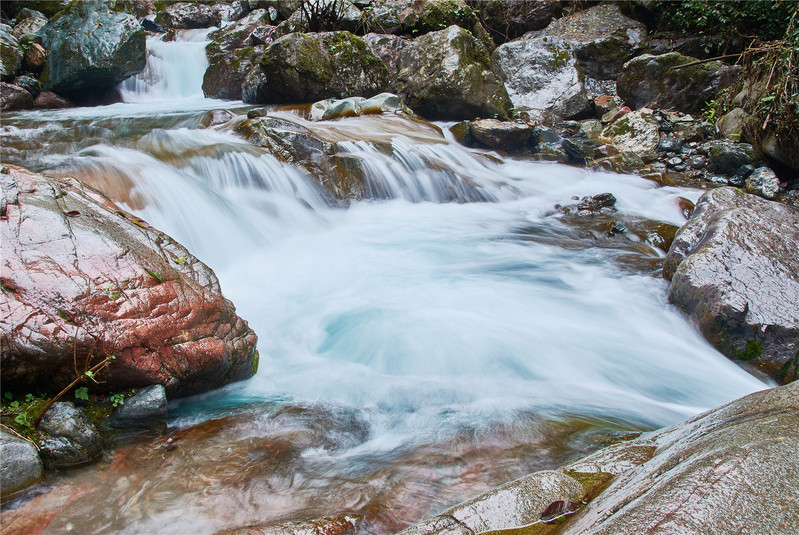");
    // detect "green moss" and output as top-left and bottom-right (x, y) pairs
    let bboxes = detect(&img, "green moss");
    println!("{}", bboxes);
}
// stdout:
(252, 348), (260, 375)
(776, 351), (799, 382)
(734, 340), (763, 361)
(565, 470), (615, 500)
